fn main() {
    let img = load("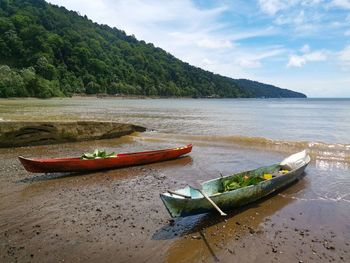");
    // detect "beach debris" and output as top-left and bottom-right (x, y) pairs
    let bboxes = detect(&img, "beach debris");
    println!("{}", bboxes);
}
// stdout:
(168, 219), (175, 226)
(227, 248), (235, 254)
